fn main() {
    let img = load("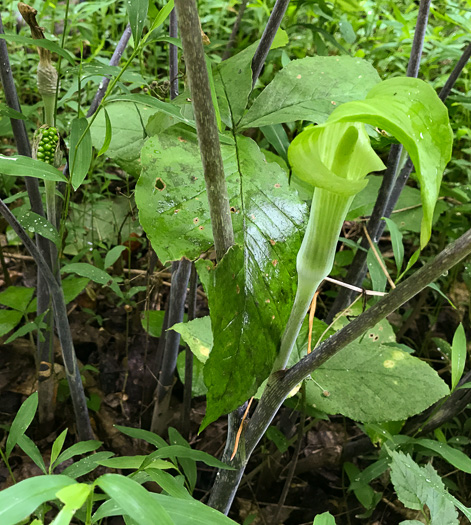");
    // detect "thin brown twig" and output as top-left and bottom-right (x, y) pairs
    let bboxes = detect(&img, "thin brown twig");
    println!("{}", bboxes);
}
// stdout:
(231, 397), (254, 460)
(307, 291), (318, 354)
(363, 224), (396, 290)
